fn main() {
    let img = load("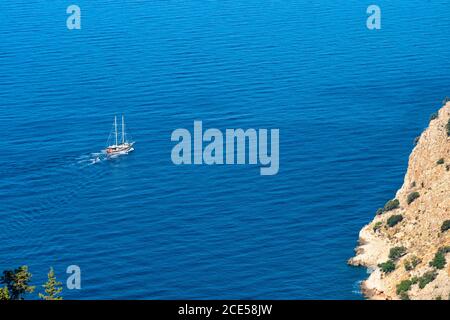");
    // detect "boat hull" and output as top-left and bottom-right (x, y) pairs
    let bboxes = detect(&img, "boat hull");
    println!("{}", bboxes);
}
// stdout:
(105, 142), (135, 156)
